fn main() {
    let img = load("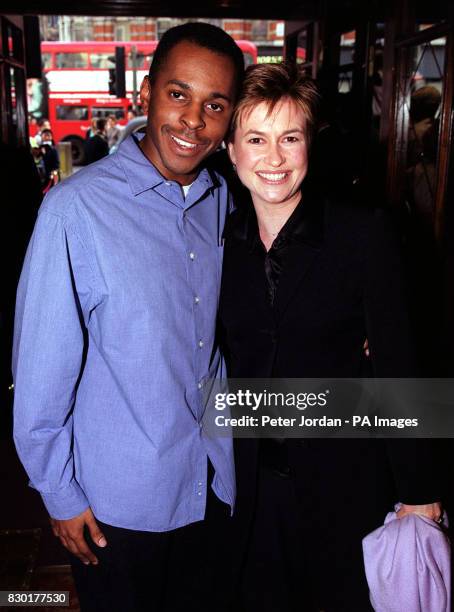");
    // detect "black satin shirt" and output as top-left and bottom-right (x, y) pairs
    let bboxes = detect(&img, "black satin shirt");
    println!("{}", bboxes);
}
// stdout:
(231, 196), (310, 471)
(243, 196), (308, 307)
